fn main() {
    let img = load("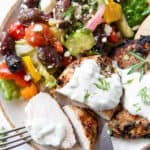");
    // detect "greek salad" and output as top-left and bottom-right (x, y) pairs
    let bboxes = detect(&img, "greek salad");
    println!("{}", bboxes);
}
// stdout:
(0, 0), (149, 101)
